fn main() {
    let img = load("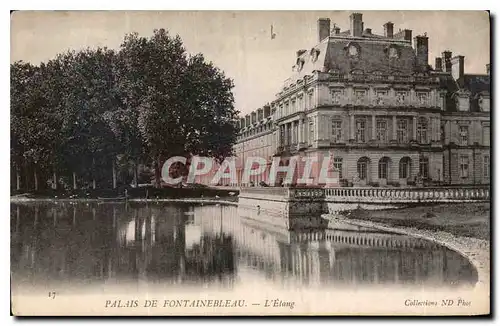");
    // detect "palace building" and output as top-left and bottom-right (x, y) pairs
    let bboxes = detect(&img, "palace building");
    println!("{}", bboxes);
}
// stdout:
(233, 12), (490, 187)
